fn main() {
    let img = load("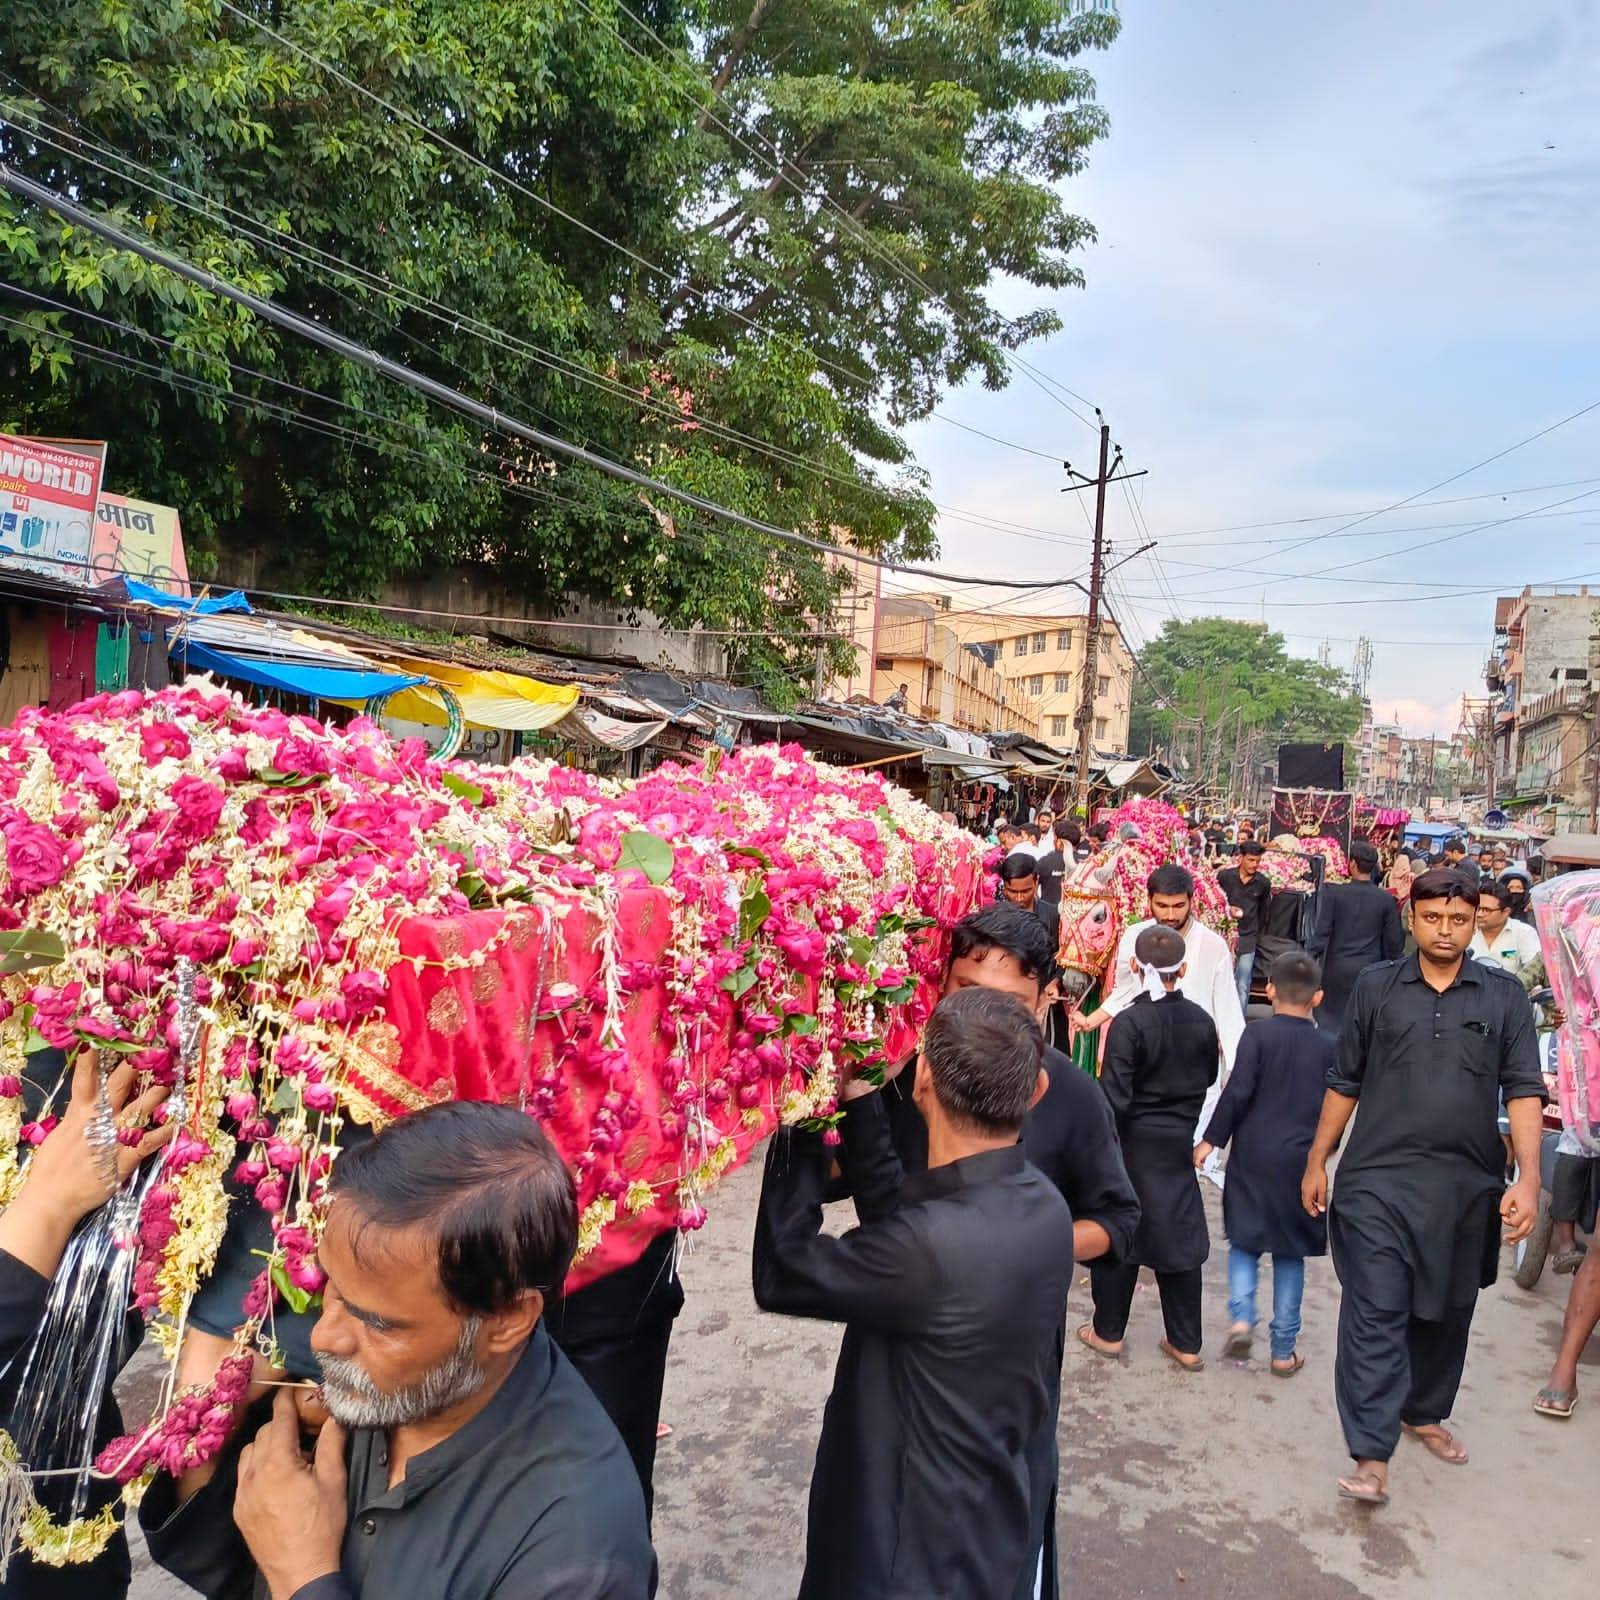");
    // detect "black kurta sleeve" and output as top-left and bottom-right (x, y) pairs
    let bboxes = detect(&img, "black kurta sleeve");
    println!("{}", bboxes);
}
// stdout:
(837, 1091), (907, 1224)
(1379, 895), (1404, 962)
(1308, 888), (1336, 963)
(752, 1128), (939, 1332)
(1496, 980), (1546, 1102)
(1327, 971), (1375, 1098)
(1204, 1027), (1262, 1149)
(1097, 1009), (1141, 1130)
(0, 1250), (49, 1369)
(1025, 1079), (1139, 1263)
(139, 1400), (267, 1600)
